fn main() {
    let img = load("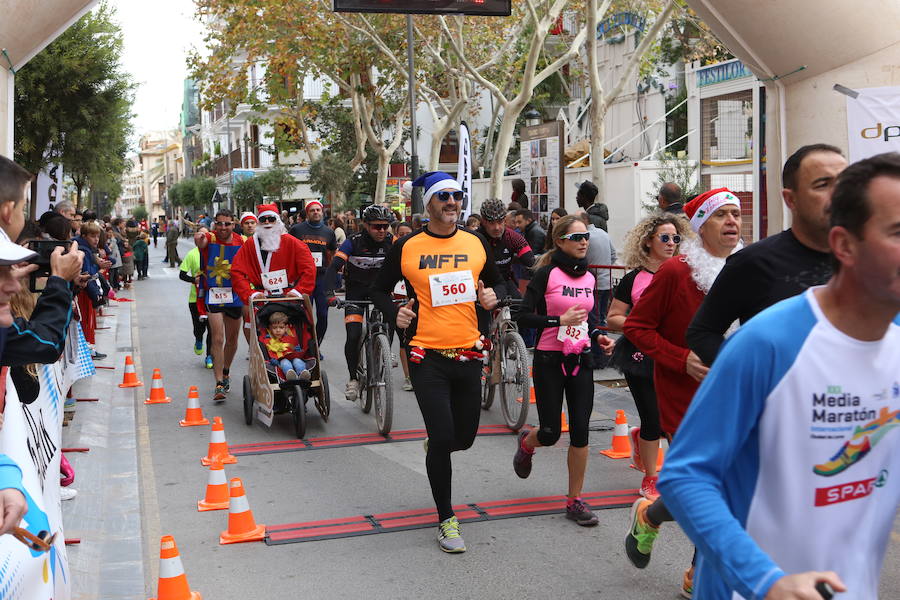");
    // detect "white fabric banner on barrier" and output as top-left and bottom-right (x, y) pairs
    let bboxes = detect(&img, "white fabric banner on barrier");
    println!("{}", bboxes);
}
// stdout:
(0, 321), (94, 599)
(34, 164), (64, 217)
(846, 86), (900, 161)
(457, 121), (472, 222)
